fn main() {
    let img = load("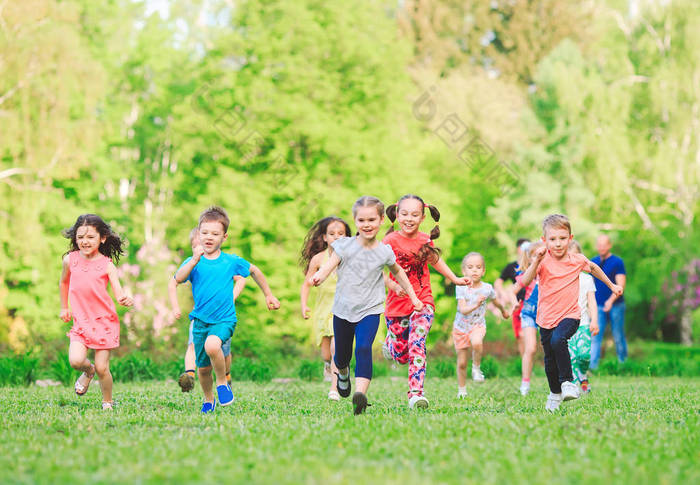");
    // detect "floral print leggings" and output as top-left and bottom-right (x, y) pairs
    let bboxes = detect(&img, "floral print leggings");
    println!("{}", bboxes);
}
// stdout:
(384, 306), (434, 397)
(568, 324), (592, 384)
